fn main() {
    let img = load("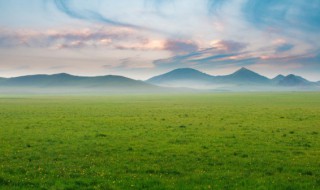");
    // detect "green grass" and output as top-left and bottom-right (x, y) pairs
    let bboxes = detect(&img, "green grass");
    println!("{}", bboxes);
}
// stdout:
(0, 93), (319, 189)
